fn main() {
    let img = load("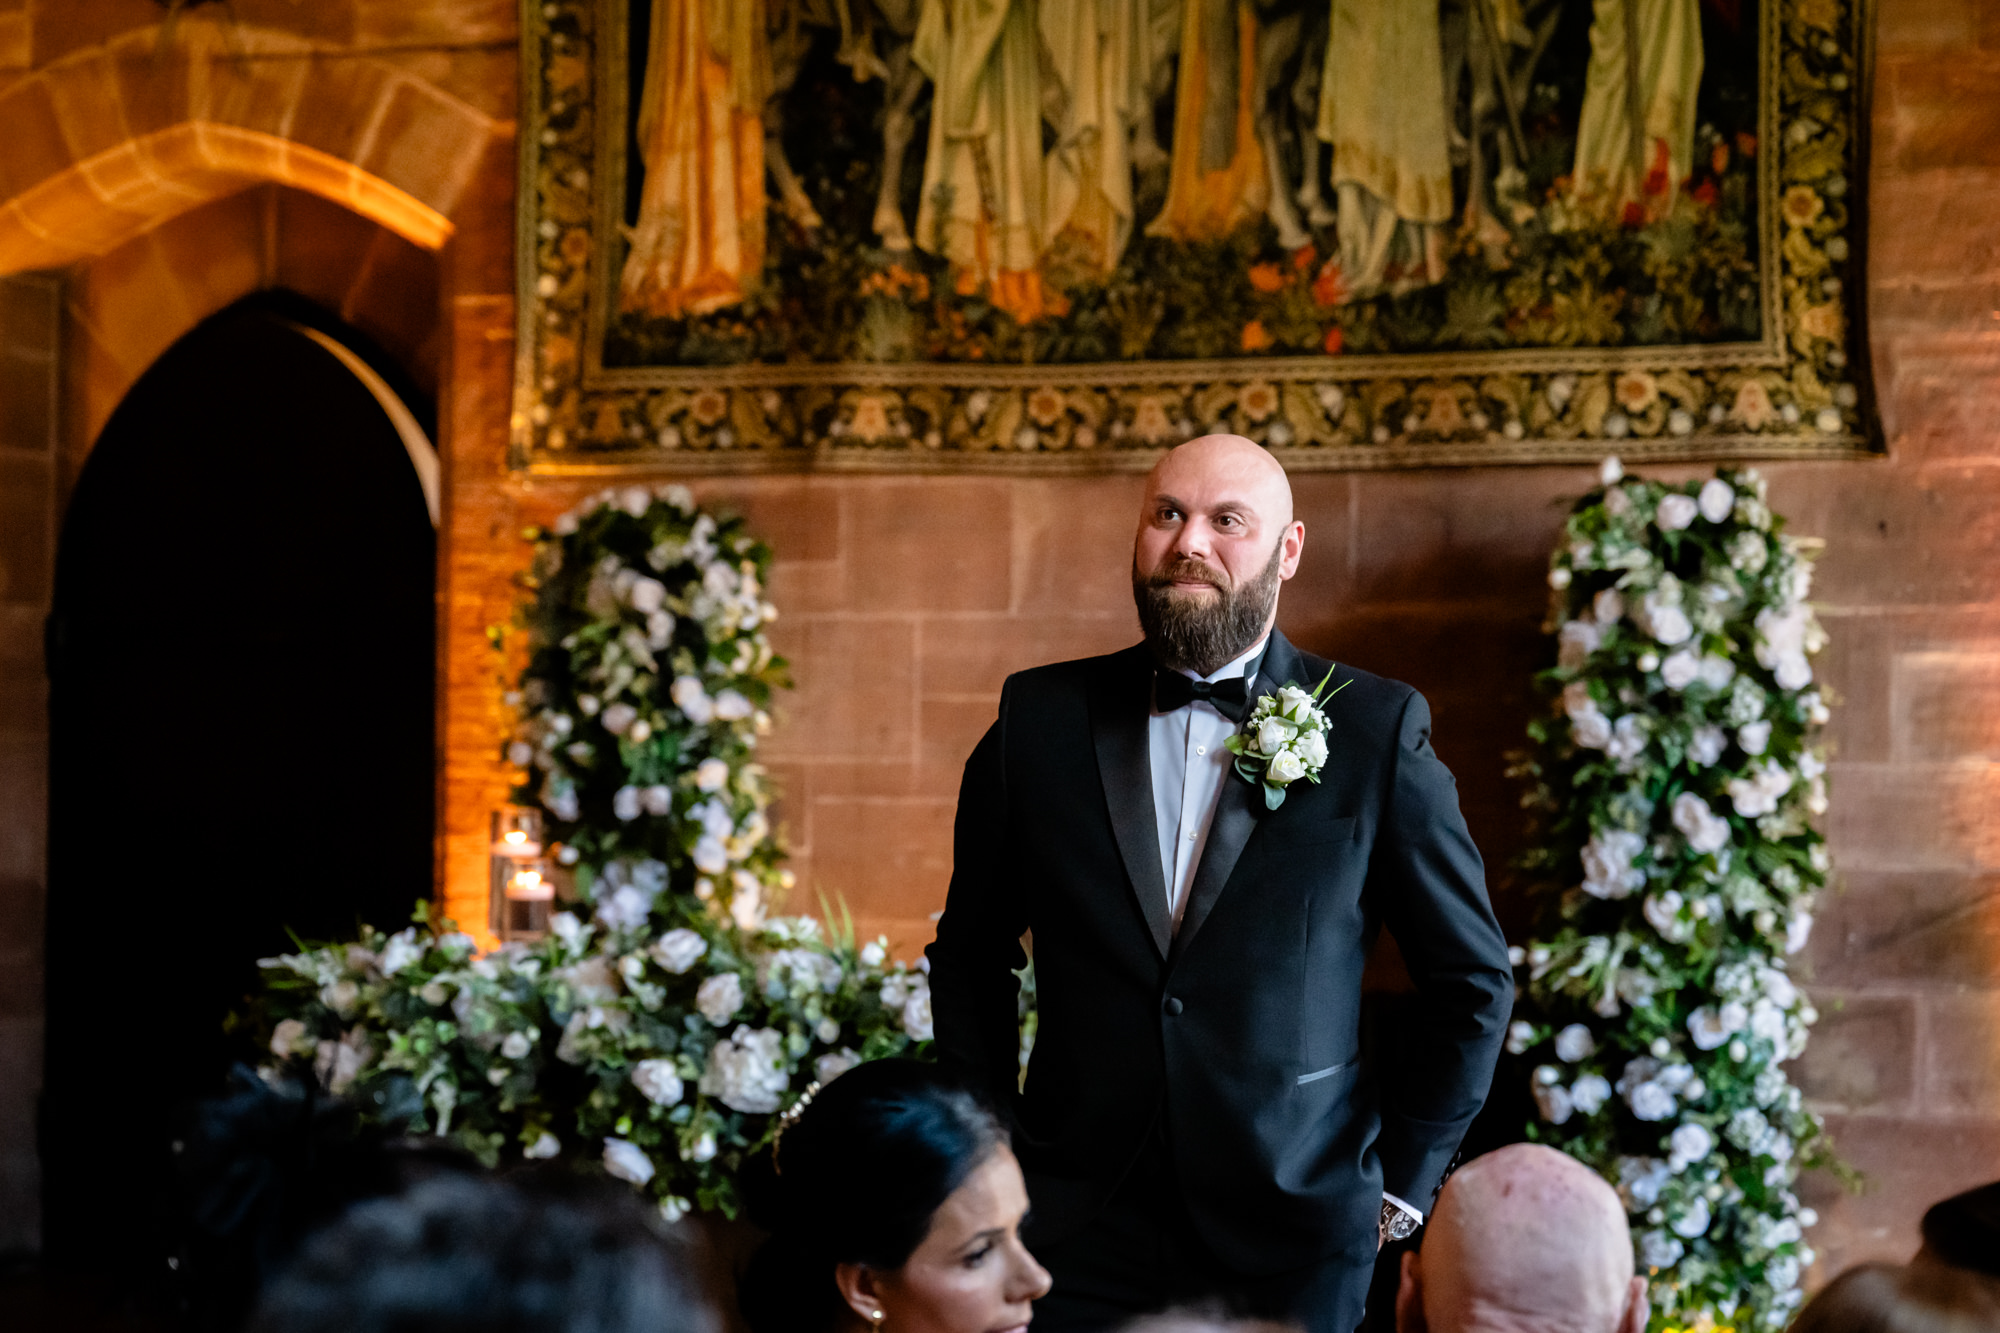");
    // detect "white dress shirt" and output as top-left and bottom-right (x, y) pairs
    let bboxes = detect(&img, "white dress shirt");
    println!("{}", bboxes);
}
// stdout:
(1147, 636), (1268, 931)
